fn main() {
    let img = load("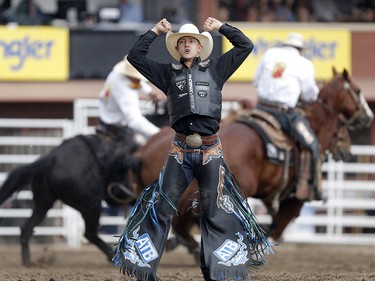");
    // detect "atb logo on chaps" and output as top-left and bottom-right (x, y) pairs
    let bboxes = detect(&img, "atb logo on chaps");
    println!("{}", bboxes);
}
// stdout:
(135, 233), (159, 264)
(214, 239), (240, 262)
